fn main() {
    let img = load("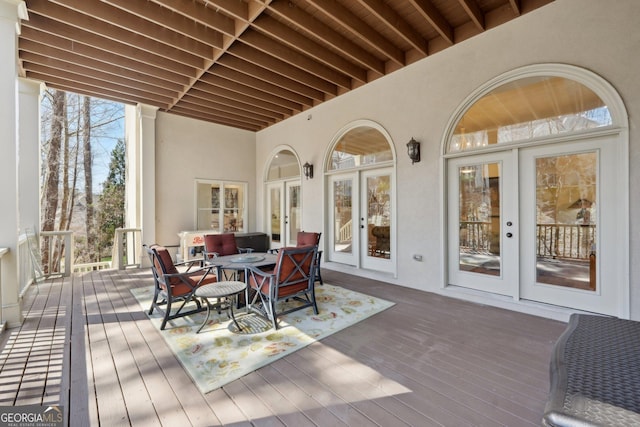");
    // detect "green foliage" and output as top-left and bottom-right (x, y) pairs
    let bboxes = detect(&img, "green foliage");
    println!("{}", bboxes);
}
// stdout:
(97, 139), (125, 257)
